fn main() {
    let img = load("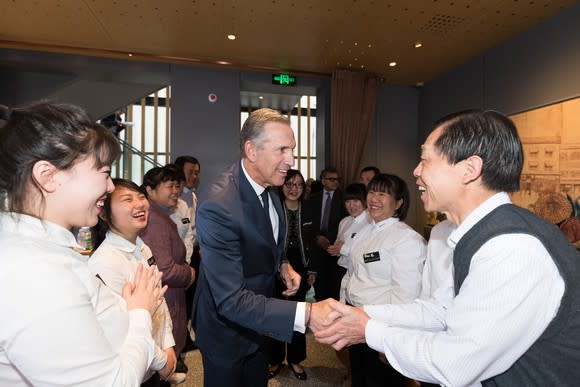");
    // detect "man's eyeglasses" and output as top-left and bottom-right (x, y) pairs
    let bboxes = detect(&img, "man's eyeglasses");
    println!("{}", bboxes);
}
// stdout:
(323, 177), (340, 182)
(284, 182), (304, 189)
